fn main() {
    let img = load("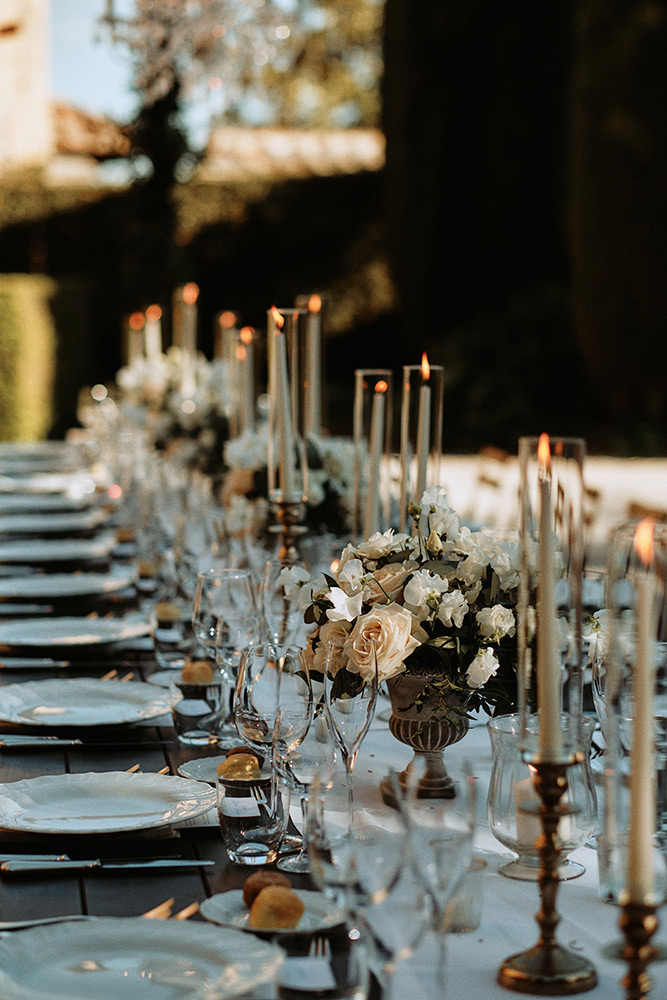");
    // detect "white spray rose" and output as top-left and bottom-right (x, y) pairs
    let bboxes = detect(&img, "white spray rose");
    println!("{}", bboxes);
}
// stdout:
(466, 647), (501, 688)
(326, 587), (363, 623)
(403, 569), (450, 619)
(437, 589), (468, 629)
(476, 605), (516, 640)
